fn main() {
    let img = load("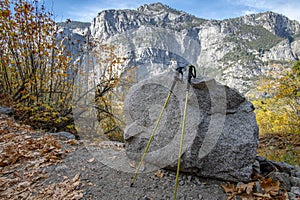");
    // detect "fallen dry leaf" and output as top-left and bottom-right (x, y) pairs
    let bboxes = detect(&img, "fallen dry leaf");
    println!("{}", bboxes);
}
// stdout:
(109, 156), (117, 160)
(253, 192), (272, 198)
(87, 157), (95, 163)
(236, 182), (255, 195)
(129, 161), (136, 168)
(67, 139), (78, 145)
(260, 178), (280, 195)
(221, 182), (236, 194)
(155, 170), (164, 178)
